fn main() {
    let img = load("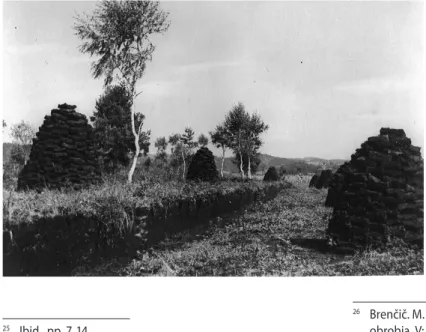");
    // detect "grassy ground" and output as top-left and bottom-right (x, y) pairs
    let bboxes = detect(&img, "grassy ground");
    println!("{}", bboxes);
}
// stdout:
(72, 180), (424, 277)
